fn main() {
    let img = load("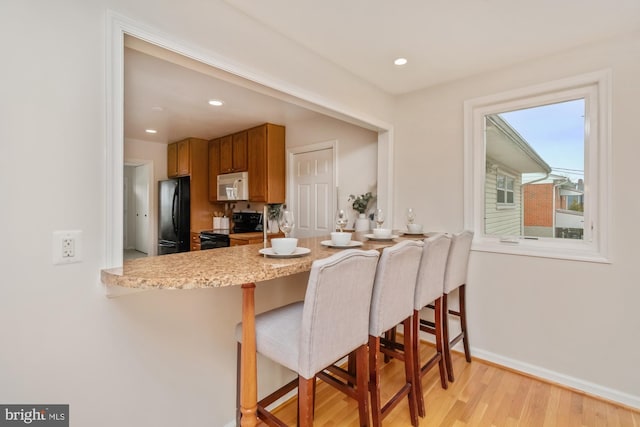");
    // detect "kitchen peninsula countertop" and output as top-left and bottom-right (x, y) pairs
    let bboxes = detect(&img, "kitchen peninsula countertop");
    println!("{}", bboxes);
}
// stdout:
(101, 235), (392, 290)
